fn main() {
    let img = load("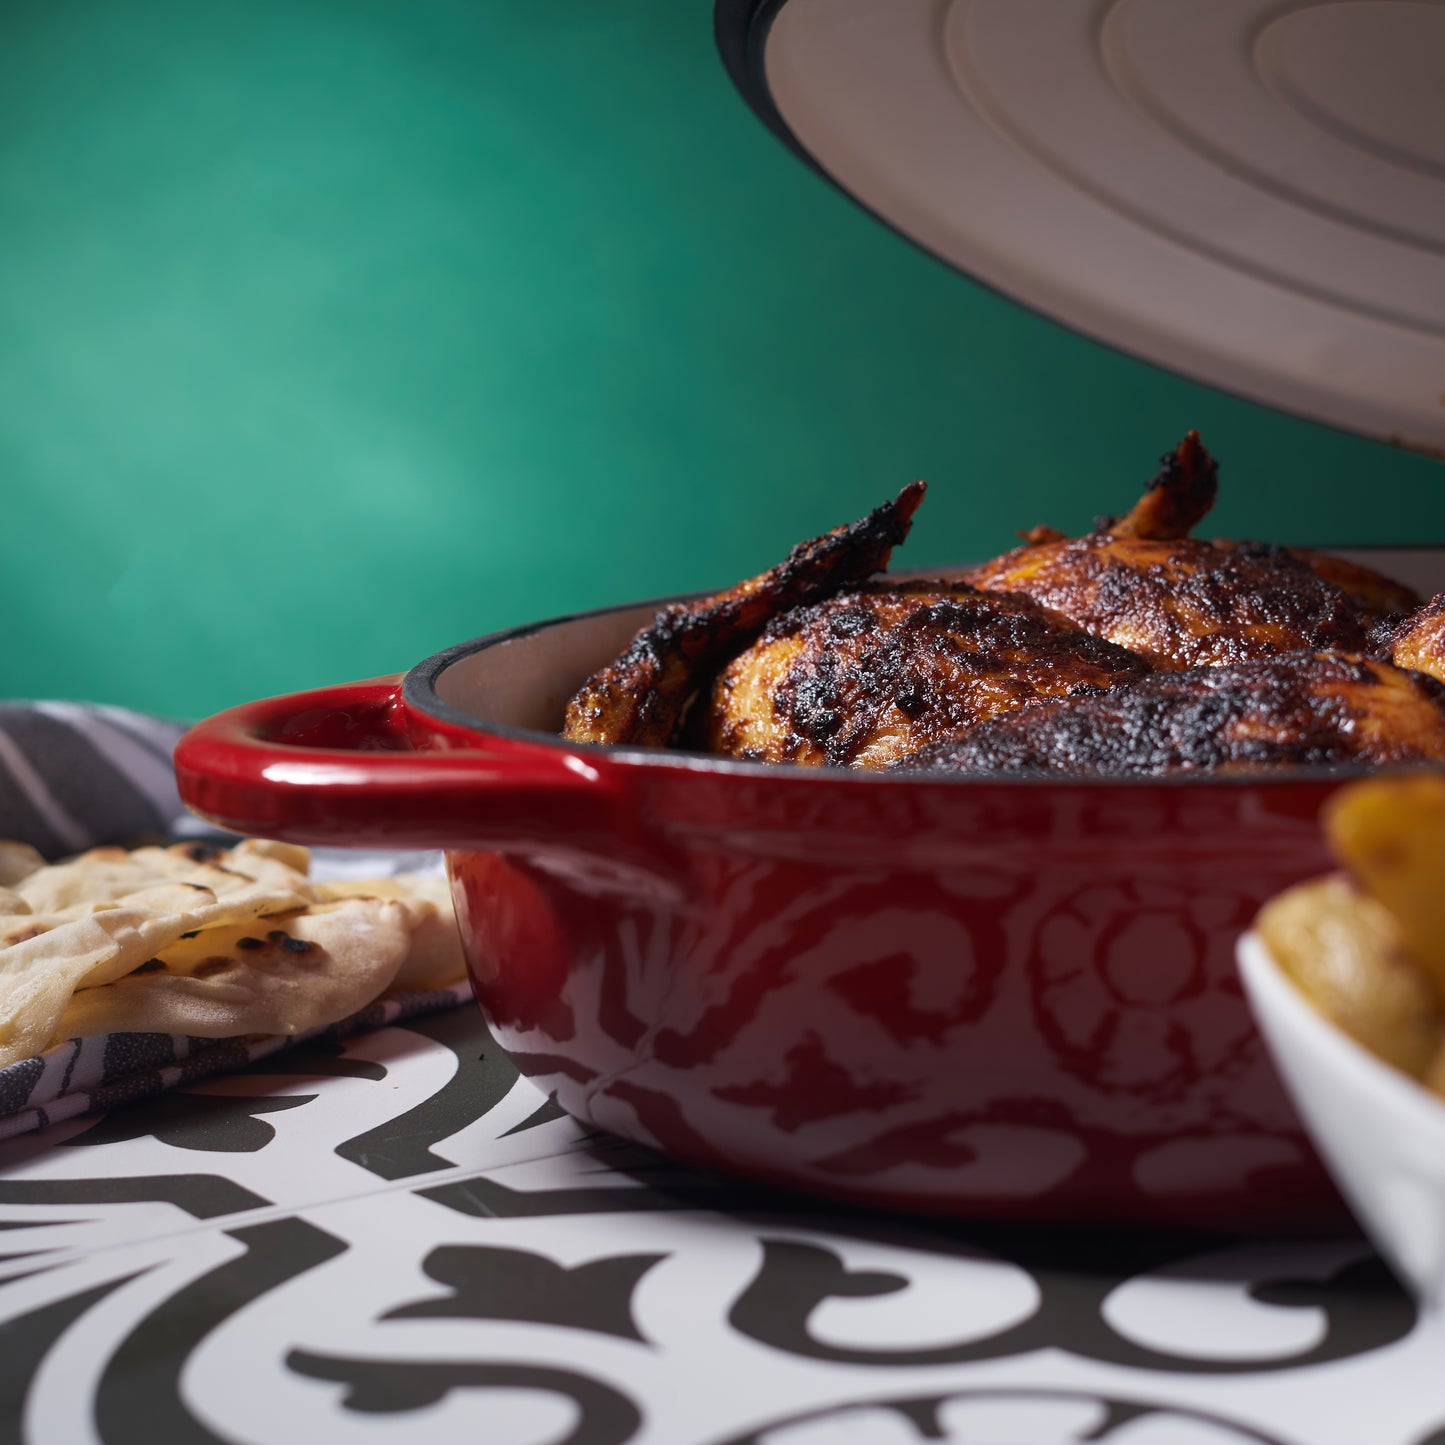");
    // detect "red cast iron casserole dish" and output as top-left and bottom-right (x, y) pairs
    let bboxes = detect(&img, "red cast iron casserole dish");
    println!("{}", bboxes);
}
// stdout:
(172, 549), (1445, 1235)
